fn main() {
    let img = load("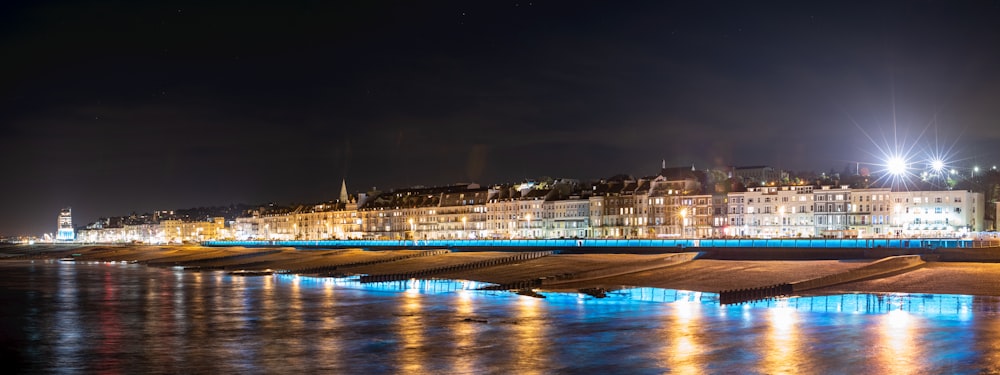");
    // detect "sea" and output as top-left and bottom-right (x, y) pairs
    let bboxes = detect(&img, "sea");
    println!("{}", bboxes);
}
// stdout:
(1, 260), (999, 374)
